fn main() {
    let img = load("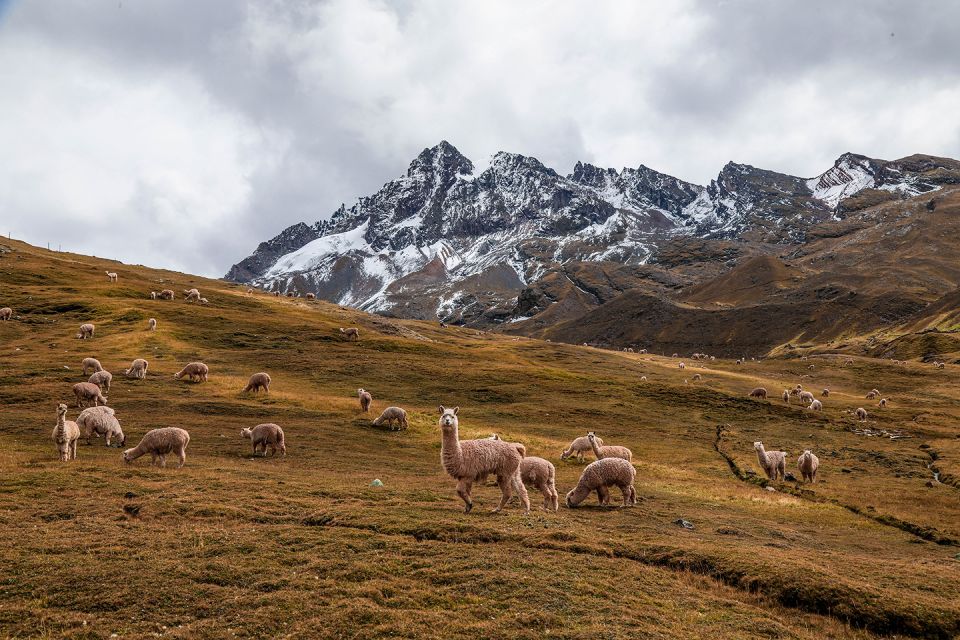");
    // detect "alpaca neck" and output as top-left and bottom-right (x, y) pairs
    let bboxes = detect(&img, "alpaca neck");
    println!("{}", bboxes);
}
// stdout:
(56, 412), (65, 441)
(756, 446), (767, 464)
(440, 423), (464, 475)
(589, 437), (602, 458)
